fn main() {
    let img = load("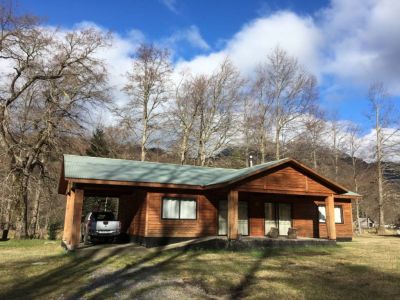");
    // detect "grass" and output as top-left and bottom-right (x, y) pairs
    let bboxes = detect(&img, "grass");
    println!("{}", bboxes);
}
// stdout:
(0, 235), (399, 299)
